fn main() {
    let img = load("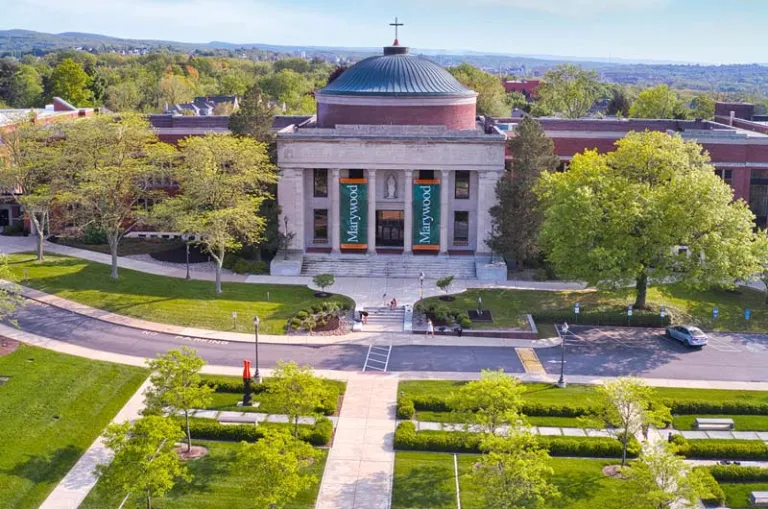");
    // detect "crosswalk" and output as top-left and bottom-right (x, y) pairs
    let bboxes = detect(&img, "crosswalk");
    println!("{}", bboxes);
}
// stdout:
(362, 341), (393, 372)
